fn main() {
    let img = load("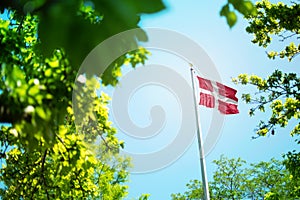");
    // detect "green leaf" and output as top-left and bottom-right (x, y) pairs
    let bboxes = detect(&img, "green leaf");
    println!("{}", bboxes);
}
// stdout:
(220, 4), (230, 17)
(0, 19), (10, 29)
(35, 107), (48, 120)
(28, 85), (39, 96)
(227, 11), (237, 28)
(47, 60), (59, 68)
(120, 141), (125, 149)
(45, 68), (52, 77)
(133, 0), (165, 14)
